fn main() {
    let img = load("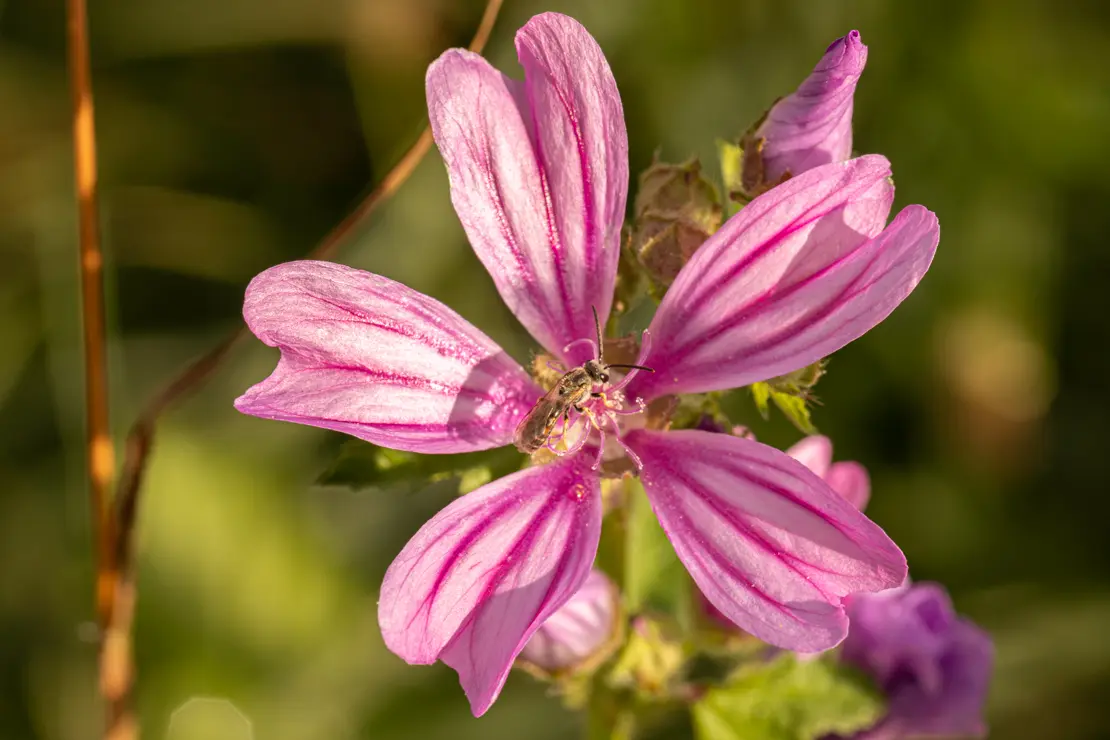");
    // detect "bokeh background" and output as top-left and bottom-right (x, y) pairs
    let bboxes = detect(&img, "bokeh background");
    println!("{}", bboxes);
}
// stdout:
(2, 0), (1108, 737)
